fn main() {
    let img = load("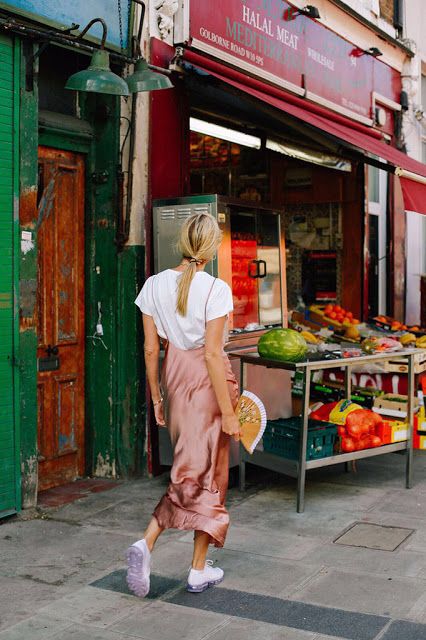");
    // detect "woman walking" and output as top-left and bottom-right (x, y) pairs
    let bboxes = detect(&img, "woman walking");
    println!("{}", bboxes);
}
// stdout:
(128, 212), (242, 597)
